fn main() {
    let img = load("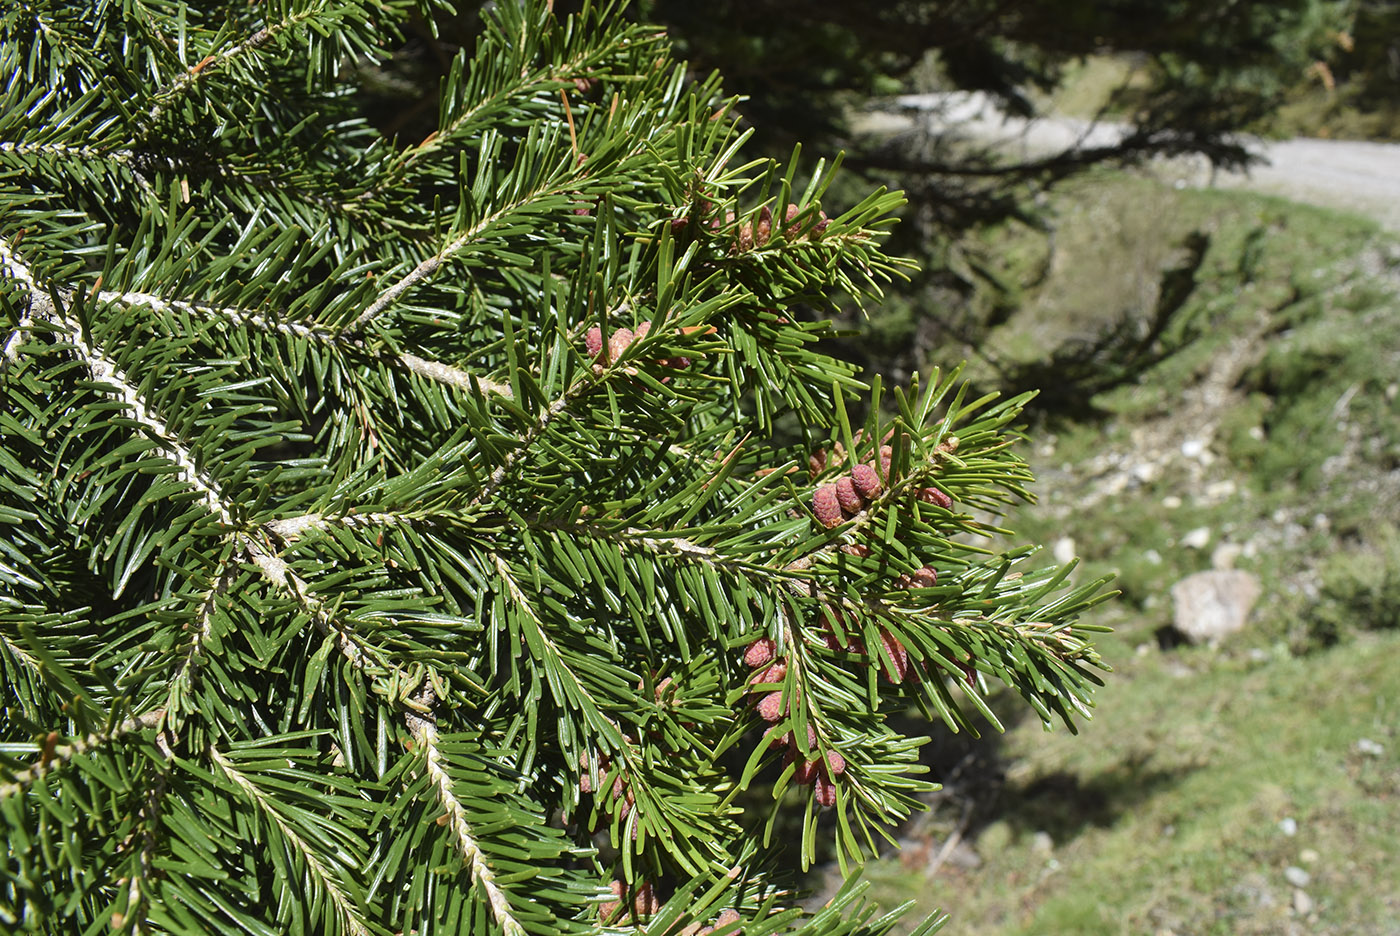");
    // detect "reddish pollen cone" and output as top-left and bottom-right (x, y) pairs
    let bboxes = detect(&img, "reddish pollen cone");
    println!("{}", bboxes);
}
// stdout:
(743, 637), (776, 668)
